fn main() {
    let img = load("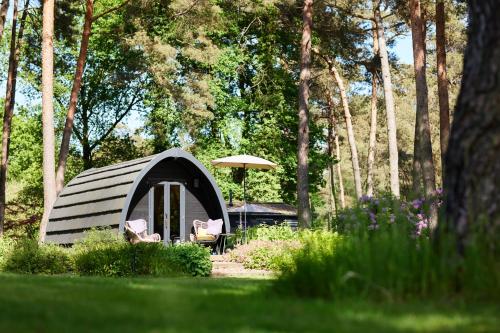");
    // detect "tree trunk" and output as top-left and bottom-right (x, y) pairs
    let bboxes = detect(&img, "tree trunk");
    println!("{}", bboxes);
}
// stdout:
(55, 0), (94, 195)
(0, 0), (9, 43)
(327, 119), (337, 229)
(82, 139), (93, 170)
(334, 111), (346, 209)
(412, 10), (427, 196)
(297, 0), (313, 228)
(436, 0), (450, 176)
(410, 0), (437, 227)
(412, 122), (422, 195)
(444, 0), (500, 252)
(0, 0), (28, 236)
(328, 64), (362, 199)
(366, 26), (379, 197)
(326, 93), (338, 221)
(374, 5), (400, 198)
(0, 0), (18, 236)
(39, 0), (57, 243)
